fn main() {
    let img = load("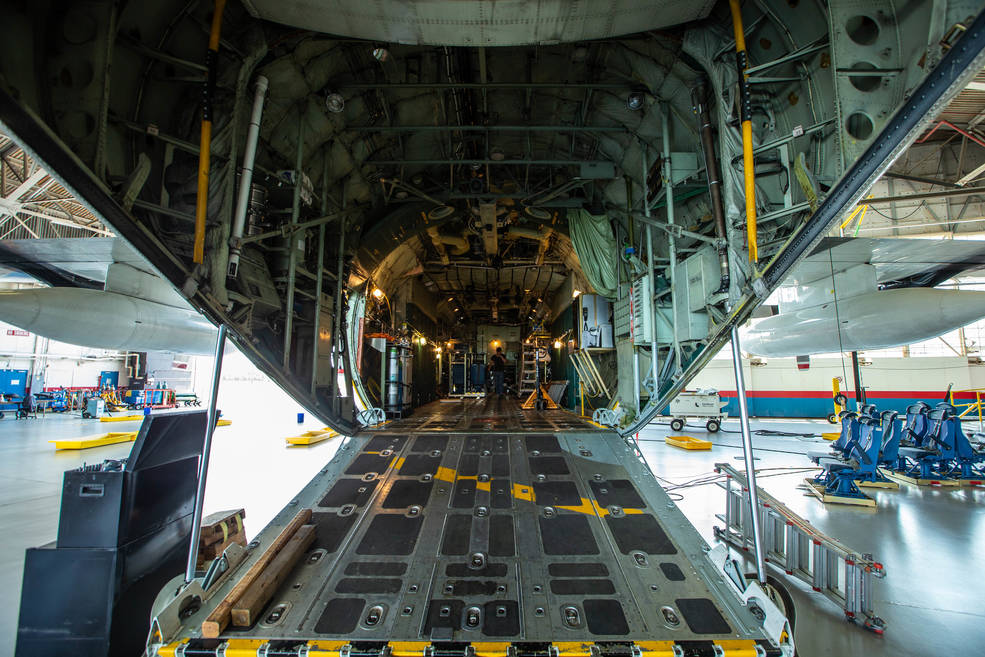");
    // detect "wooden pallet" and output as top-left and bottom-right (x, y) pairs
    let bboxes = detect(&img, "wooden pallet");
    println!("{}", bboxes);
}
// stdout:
(804, 479), (877, 507)
(883, 469), (960, 487)
(856, 475), (899, 489)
